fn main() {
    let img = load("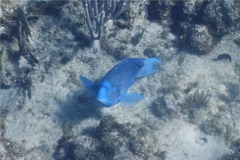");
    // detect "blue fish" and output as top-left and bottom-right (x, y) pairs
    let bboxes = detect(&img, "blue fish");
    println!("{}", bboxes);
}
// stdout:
(80, 58), (162, 107)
